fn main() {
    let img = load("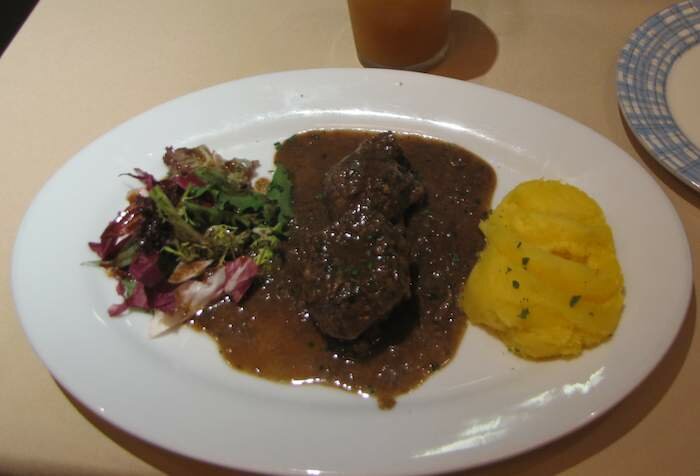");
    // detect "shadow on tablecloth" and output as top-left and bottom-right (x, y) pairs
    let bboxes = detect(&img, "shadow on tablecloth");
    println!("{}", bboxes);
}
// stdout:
(429, 10), (499, 81)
